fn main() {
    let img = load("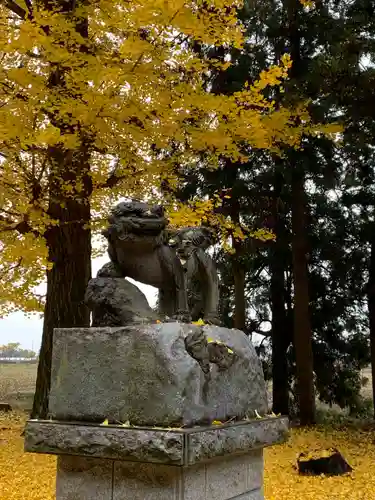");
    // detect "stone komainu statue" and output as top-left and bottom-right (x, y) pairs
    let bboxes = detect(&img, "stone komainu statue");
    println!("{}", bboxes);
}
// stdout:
(101, 200), (190, 321)
(167, 226), (221, 325)
(87, 200), (222, 325)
